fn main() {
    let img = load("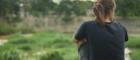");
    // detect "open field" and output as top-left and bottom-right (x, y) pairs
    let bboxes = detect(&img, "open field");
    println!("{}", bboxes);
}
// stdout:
(0, 32), (140, 60)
